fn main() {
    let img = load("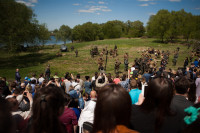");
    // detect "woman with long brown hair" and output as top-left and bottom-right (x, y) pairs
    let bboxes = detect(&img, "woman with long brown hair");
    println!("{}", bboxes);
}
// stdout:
(92, 84), (138, 133)
(130, 78), (182, 133)
(28, 85), (66, 133)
